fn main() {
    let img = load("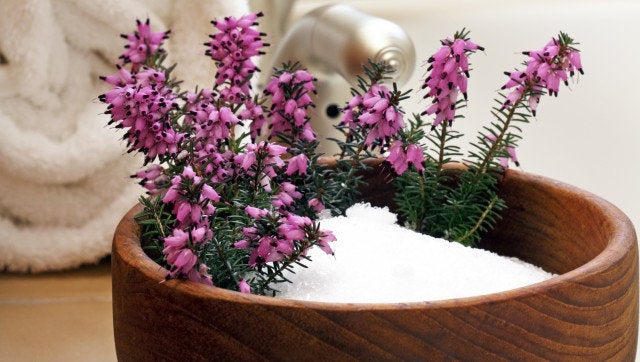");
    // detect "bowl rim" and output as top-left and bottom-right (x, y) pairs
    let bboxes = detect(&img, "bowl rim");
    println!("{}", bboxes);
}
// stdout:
(113, 168), (637, 311)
